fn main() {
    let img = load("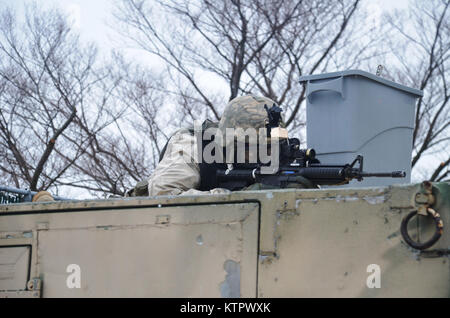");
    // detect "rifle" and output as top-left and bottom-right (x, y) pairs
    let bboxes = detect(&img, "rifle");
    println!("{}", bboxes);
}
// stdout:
(215, 104), (406, 190)
(215, 138), (405, 190)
